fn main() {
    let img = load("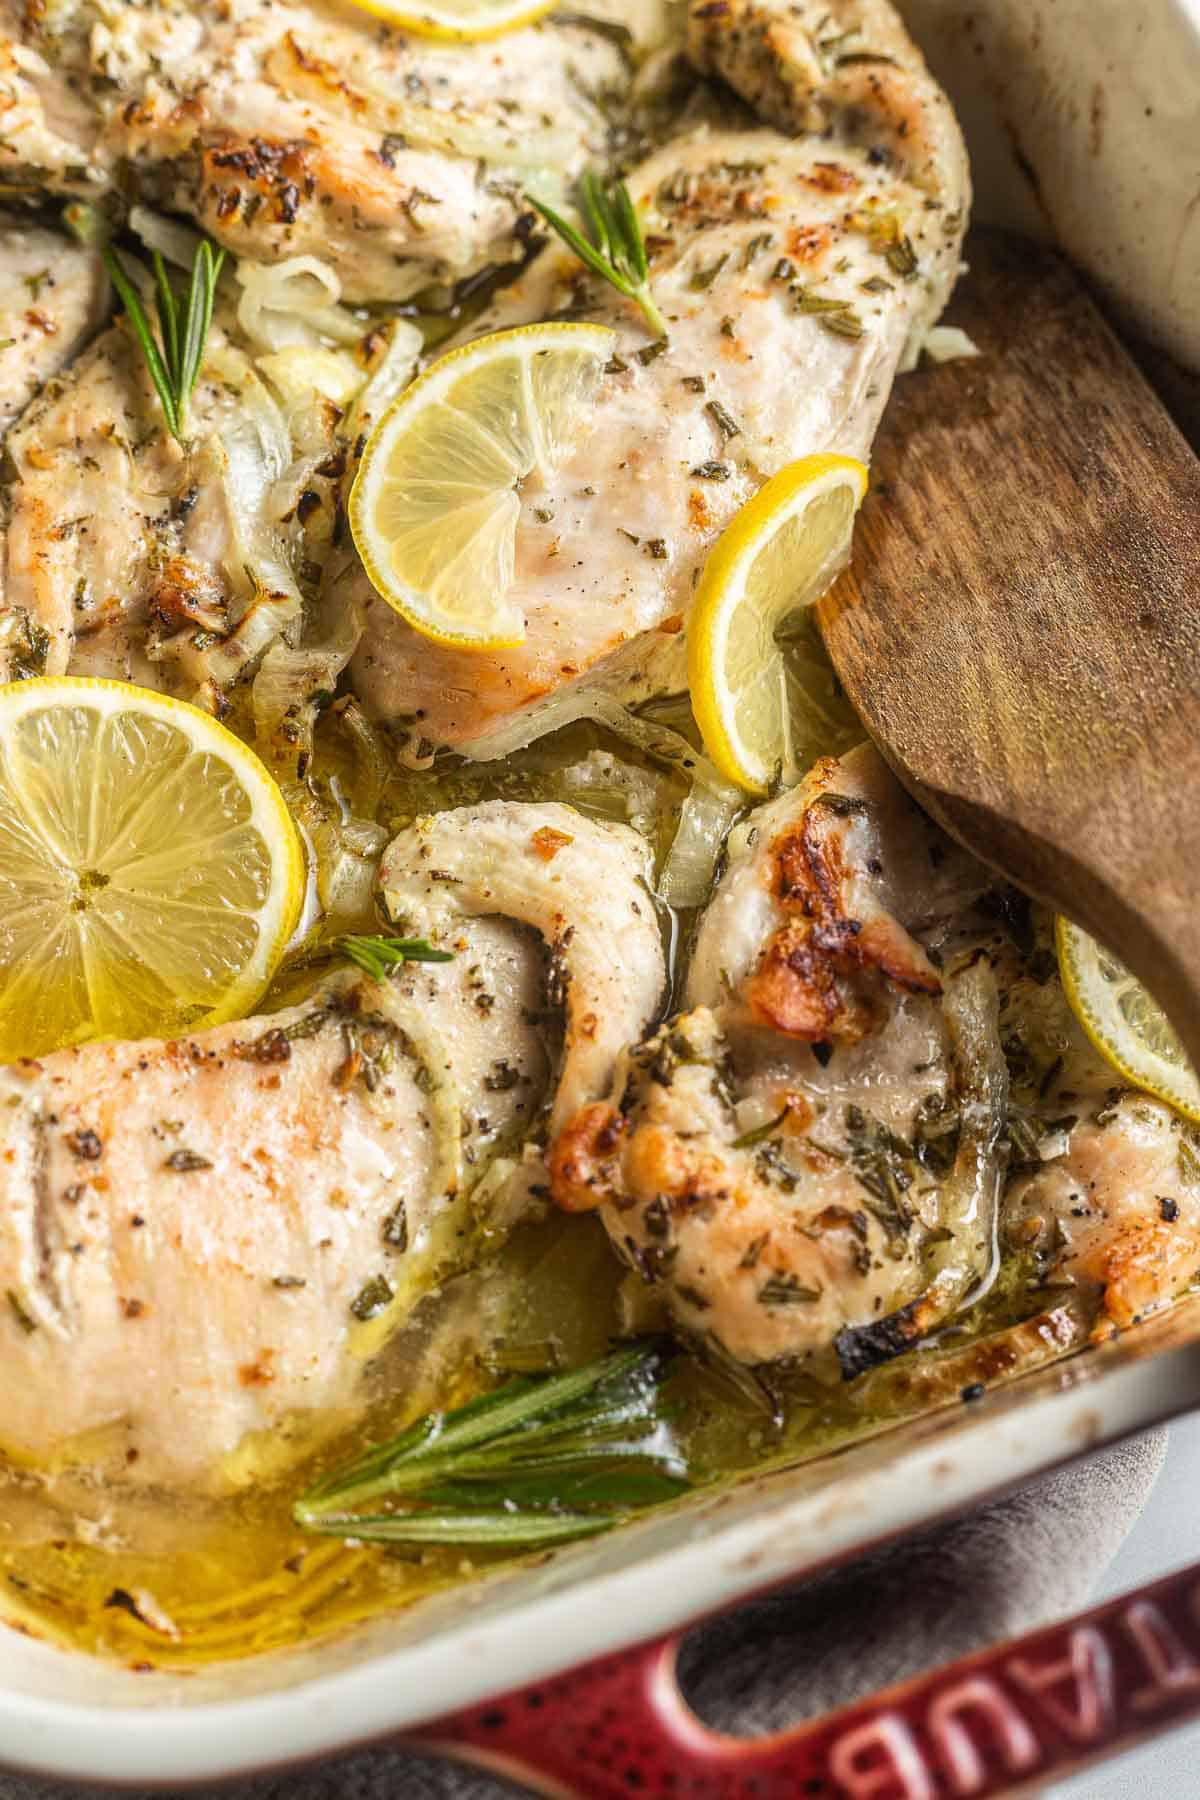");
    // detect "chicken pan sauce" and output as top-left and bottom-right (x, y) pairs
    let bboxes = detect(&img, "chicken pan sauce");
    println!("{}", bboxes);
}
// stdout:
(1, 0), (1197, 1671)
